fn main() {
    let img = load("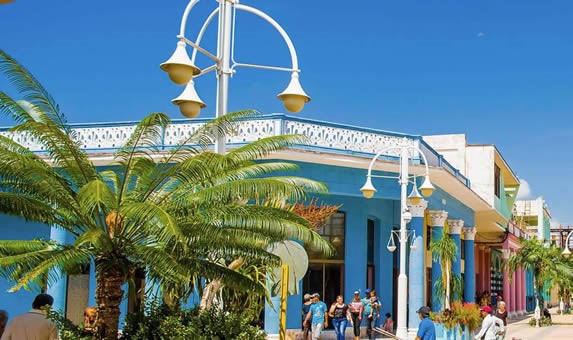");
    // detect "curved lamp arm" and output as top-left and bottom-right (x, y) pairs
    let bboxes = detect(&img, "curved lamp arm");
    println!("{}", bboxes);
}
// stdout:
(235, 3), (300, 71)
(190, 8), (220, 64)
(179, 0), (202, 37)
(365, 139), (431, 178)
